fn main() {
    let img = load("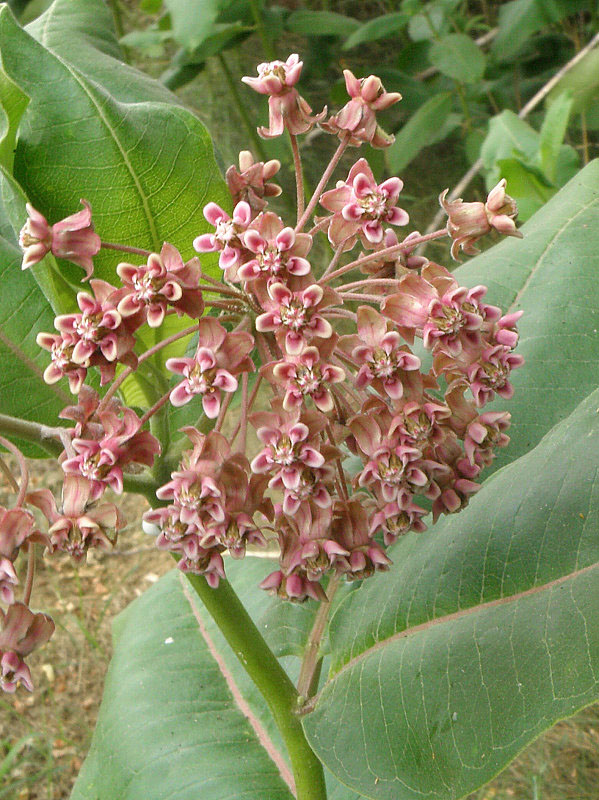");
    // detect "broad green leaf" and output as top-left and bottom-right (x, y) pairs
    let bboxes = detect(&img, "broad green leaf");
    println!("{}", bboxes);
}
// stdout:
(71, 564), (295, 800)
(286, 10), (360, 38)
(386, 92), (453, 174)
(303, 387), (599, 799)
(72, 558), (364, 799)
(342, 12), (407, 50)
(453, 159), (599, 472)
(428, 33), (486, 84)
(0, 0), (228, 398)
(480, 110), (539, 188)
(0, 63), (27, 172)
(538, 91), (573, 182)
